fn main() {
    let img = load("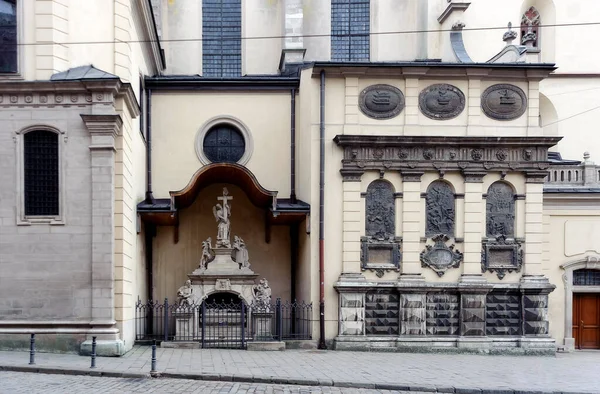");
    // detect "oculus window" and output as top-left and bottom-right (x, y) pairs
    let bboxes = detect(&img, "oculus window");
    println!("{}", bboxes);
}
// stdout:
(203, 124), (246, 163)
